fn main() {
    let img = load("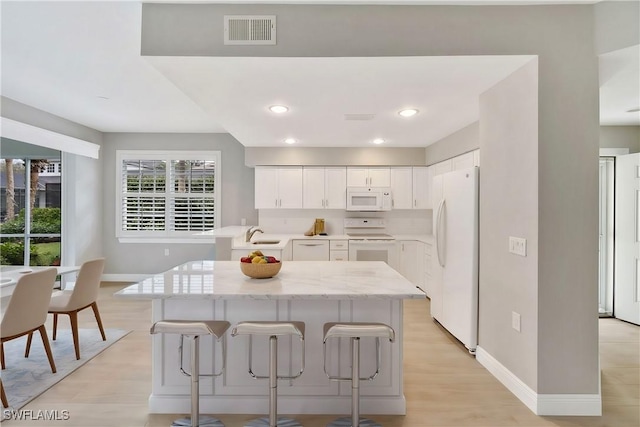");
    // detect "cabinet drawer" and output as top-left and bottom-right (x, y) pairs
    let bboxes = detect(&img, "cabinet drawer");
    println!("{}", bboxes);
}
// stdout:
(329, 250), (349, 261)
(292, 240), (330, 261)
(330, 240), (349, 250)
